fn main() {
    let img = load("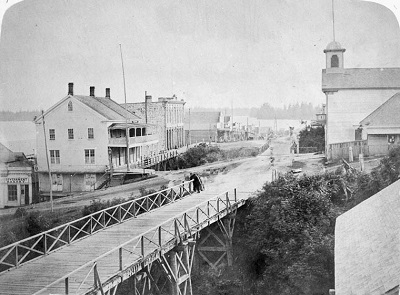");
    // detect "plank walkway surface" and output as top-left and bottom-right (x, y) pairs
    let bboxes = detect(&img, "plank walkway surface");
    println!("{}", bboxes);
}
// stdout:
(0, 190), (249, 295)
